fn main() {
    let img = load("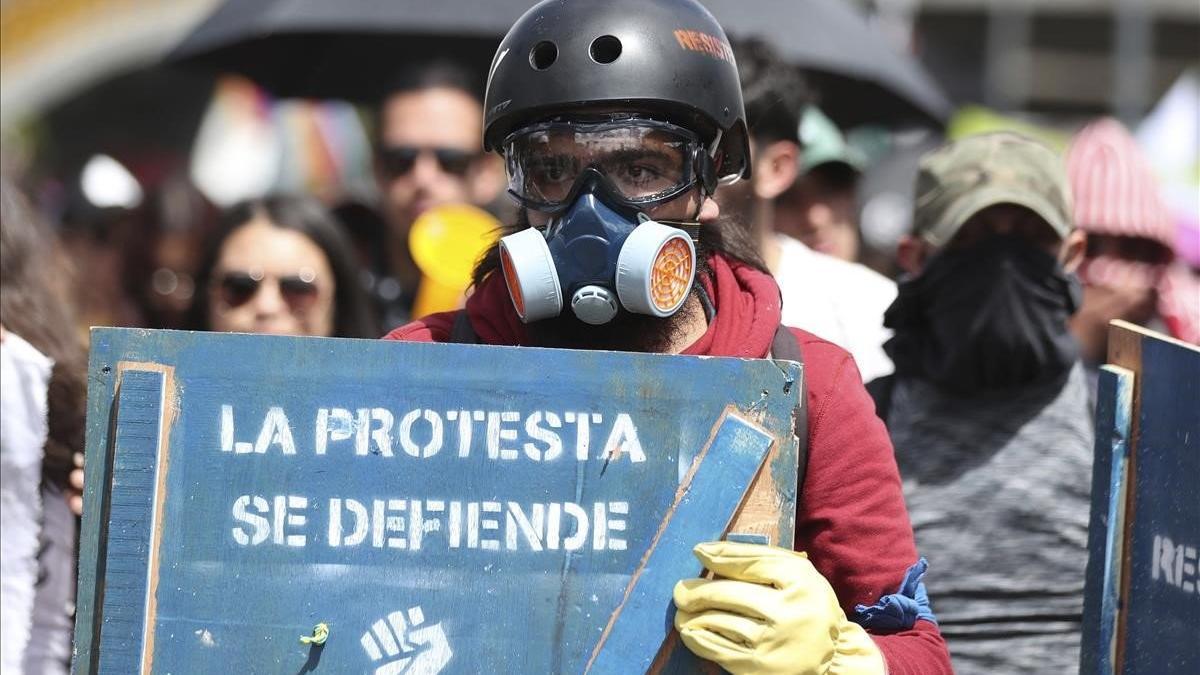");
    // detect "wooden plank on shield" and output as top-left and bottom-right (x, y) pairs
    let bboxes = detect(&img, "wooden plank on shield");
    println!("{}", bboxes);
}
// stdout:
(585, 408), (775, 673)
(1080, 363), (1134, 675)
